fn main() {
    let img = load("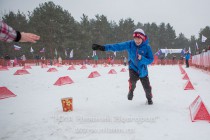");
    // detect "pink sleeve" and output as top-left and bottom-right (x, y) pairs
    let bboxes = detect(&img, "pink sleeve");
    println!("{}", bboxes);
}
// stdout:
(0, 21), (17, 42)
